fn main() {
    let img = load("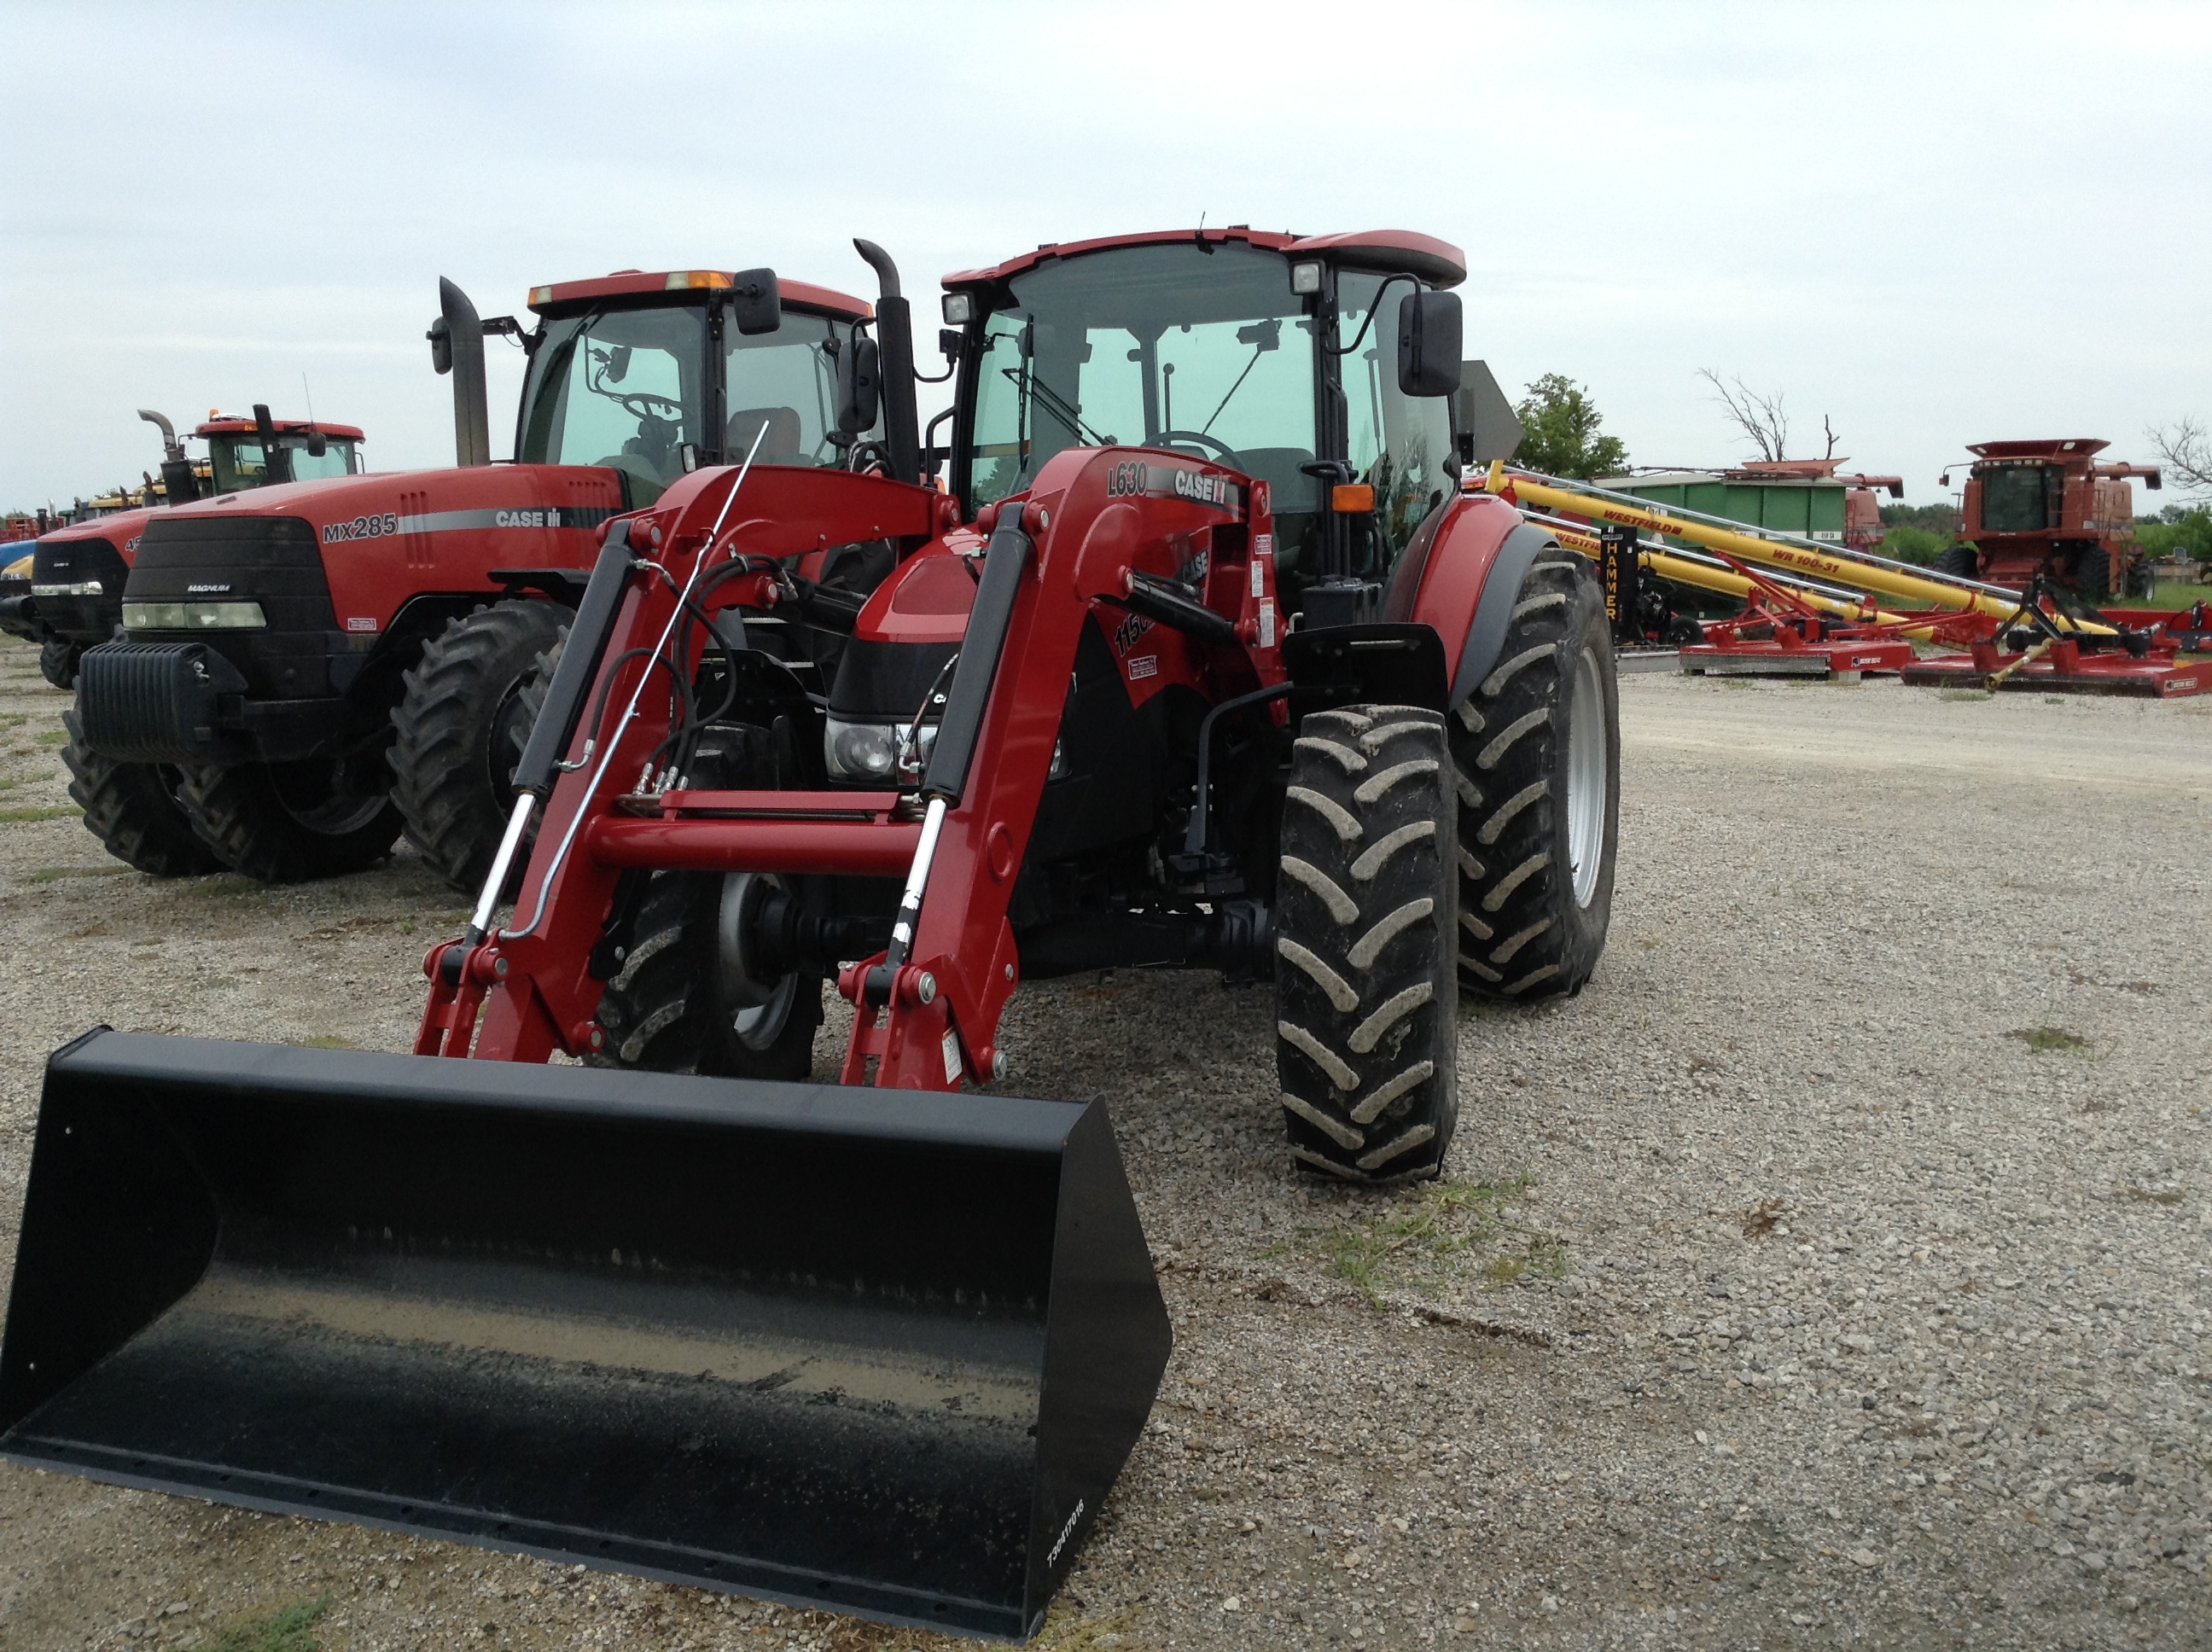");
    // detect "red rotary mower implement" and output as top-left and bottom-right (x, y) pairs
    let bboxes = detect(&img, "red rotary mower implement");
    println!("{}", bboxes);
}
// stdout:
(2, 230), (1620, 1637)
